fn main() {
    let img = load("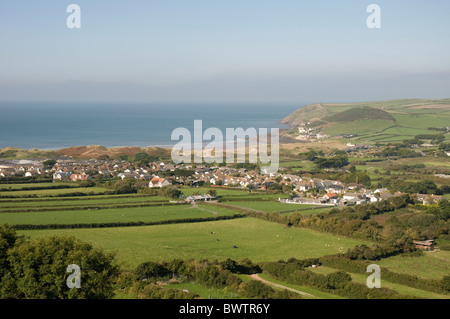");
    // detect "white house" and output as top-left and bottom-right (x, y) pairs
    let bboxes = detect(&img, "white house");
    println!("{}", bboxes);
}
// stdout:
(53, 171), (72, 181)
(149, 177), (171, 188)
